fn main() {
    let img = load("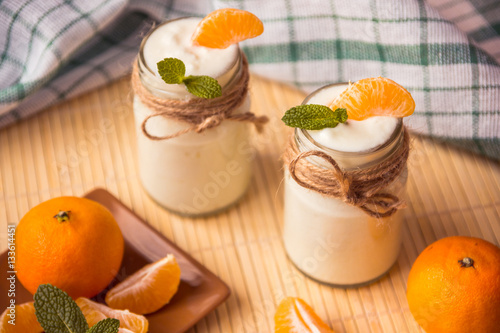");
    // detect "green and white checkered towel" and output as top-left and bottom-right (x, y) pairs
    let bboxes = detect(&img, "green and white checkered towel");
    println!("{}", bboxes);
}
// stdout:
(1, 0), (499, 158)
